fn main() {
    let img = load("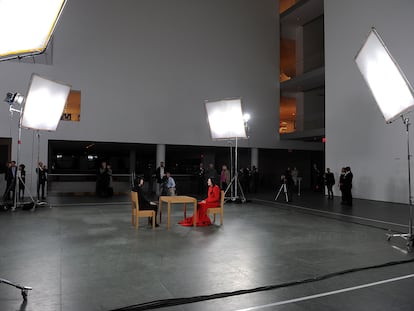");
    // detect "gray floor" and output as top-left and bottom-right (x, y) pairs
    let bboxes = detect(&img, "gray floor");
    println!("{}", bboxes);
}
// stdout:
(1, 191), (414, 311)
